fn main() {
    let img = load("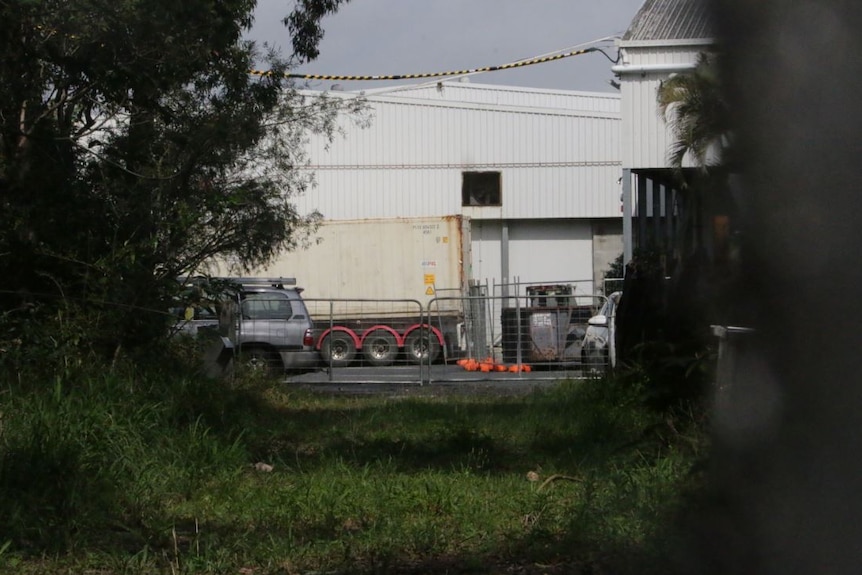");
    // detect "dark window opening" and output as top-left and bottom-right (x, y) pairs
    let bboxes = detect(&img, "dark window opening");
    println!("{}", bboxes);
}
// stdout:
(462, 171), (501, 206)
